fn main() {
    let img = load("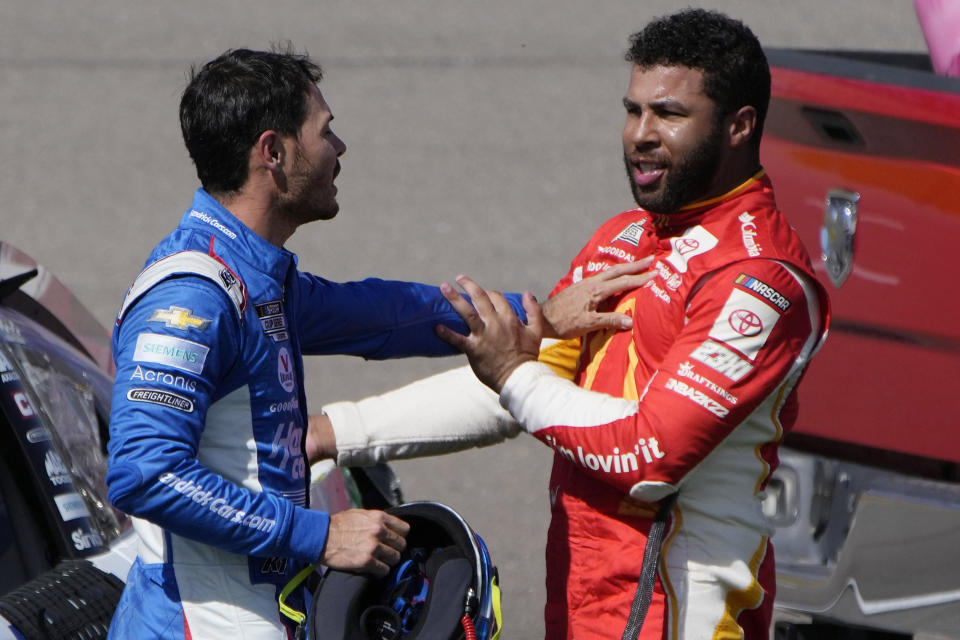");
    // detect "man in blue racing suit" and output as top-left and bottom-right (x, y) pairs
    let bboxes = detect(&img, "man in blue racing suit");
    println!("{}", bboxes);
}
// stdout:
(105, 48), (529, 639)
